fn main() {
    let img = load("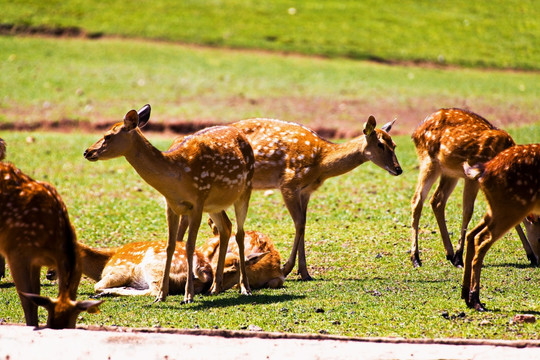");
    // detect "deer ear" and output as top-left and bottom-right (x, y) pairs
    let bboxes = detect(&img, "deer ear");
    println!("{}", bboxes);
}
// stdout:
(19, 292), (54, 308)
(363, 115), (377, 136)
(76, 299), (104, 314)
(381, 118), (396, 133)
(124, 109), (139, 131)
(137, 104), (151, 128)
(245, 251), (270, 265)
